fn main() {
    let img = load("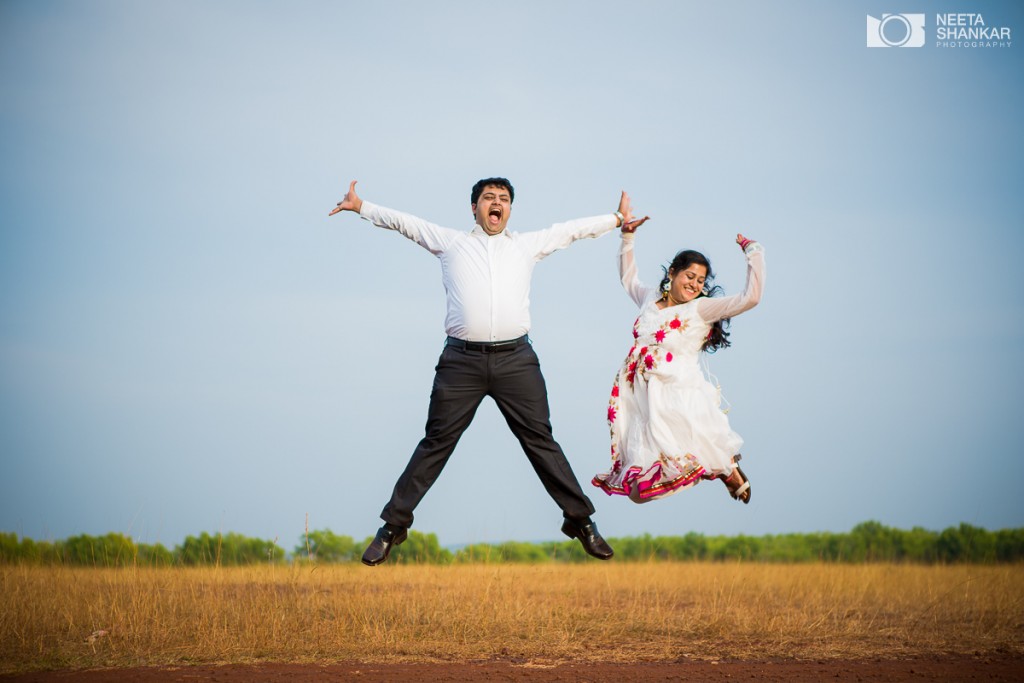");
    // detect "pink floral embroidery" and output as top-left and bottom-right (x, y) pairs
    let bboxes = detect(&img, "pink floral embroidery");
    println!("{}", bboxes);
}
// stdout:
(607, 406), (617, 423)
(622, 316), (690, 389)
(611, 386), (619, 397)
